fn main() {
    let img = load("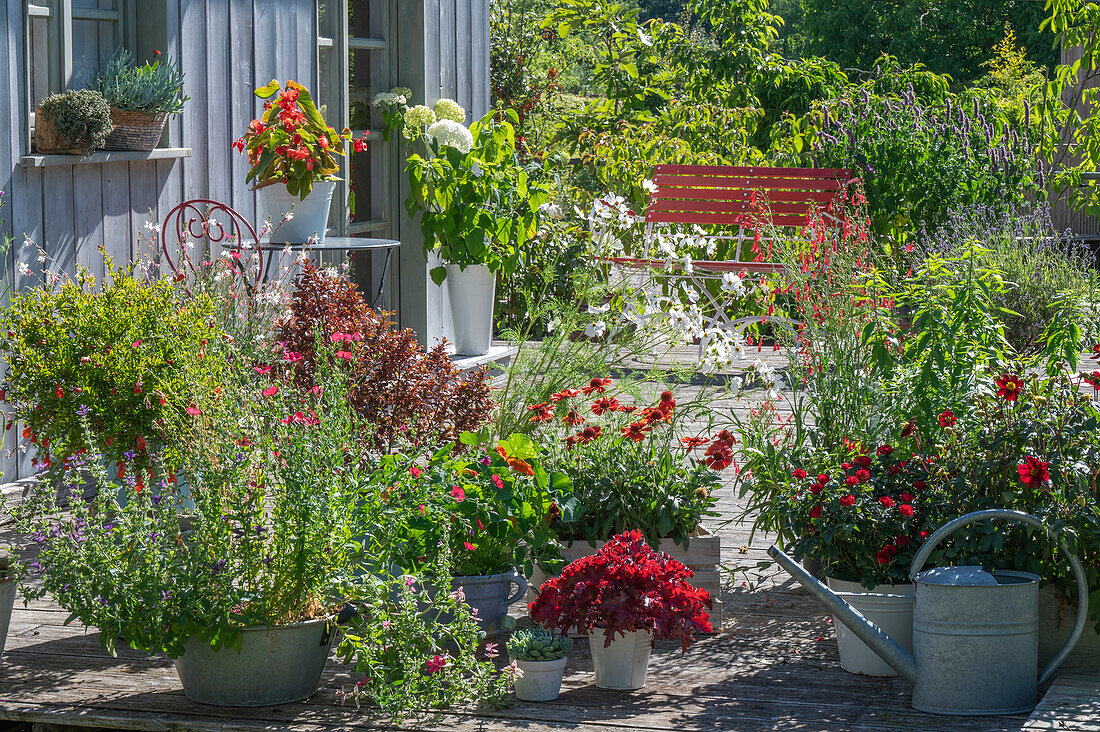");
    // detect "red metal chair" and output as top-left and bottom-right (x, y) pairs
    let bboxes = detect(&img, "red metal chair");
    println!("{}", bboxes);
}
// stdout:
(160, 199), (263, 289)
